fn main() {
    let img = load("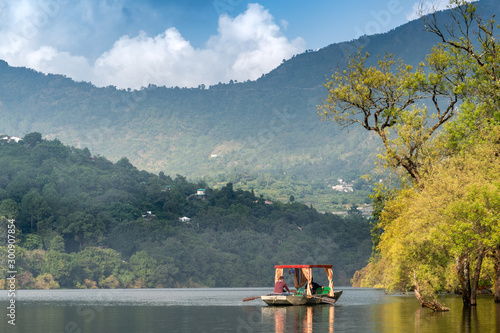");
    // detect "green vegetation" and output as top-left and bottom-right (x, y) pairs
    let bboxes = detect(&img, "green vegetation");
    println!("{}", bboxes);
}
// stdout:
(0, 62), (374, 212)
(320, 0), (500, 311)
(0, 135), (371, 289)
